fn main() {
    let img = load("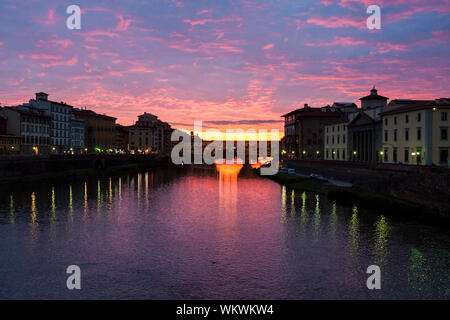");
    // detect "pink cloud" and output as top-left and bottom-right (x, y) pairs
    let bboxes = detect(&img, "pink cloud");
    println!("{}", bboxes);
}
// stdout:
(307, 16), (366, 29)
(262, 43), (274, 50)
(197, 9), (213, 15)
(82, 30), (120, 38)
(321, 0), (334, 5)
(51, 39), (73, 48)
(20, 54), (62, 60)
(305, 36), (366, 47)
(40, 57), (78, 68)
(184, 15), (242, 26)
(116, 15), (132, 31)
(44, 9), (56, 25)
(84, 45), (100, 51)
